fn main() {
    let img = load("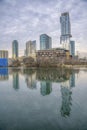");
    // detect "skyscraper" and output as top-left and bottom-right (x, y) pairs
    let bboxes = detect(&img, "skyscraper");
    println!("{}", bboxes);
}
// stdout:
(70, 41), (75, 57)
(25, 40), (36, 58)
(60, 12), (72, 50)
(12, 40), (18, 59)
(40, 34), (52, 50)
